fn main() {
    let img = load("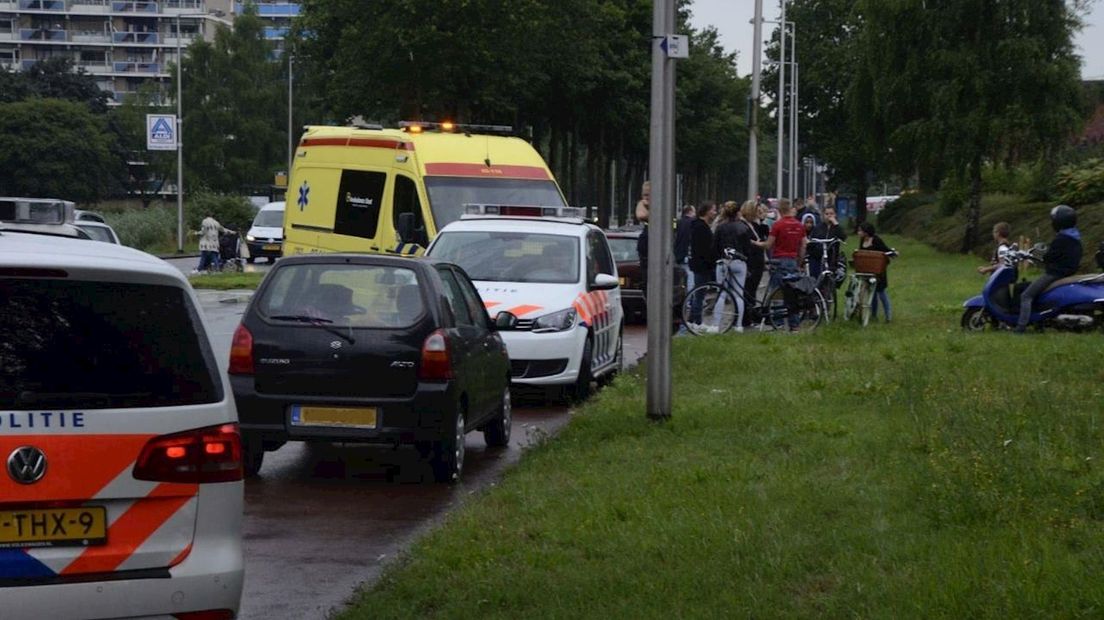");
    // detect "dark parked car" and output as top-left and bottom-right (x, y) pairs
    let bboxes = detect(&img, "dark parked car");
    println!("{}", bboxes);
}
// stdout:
(229, 254), (515, 482)
(605, 227), (686, 324)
